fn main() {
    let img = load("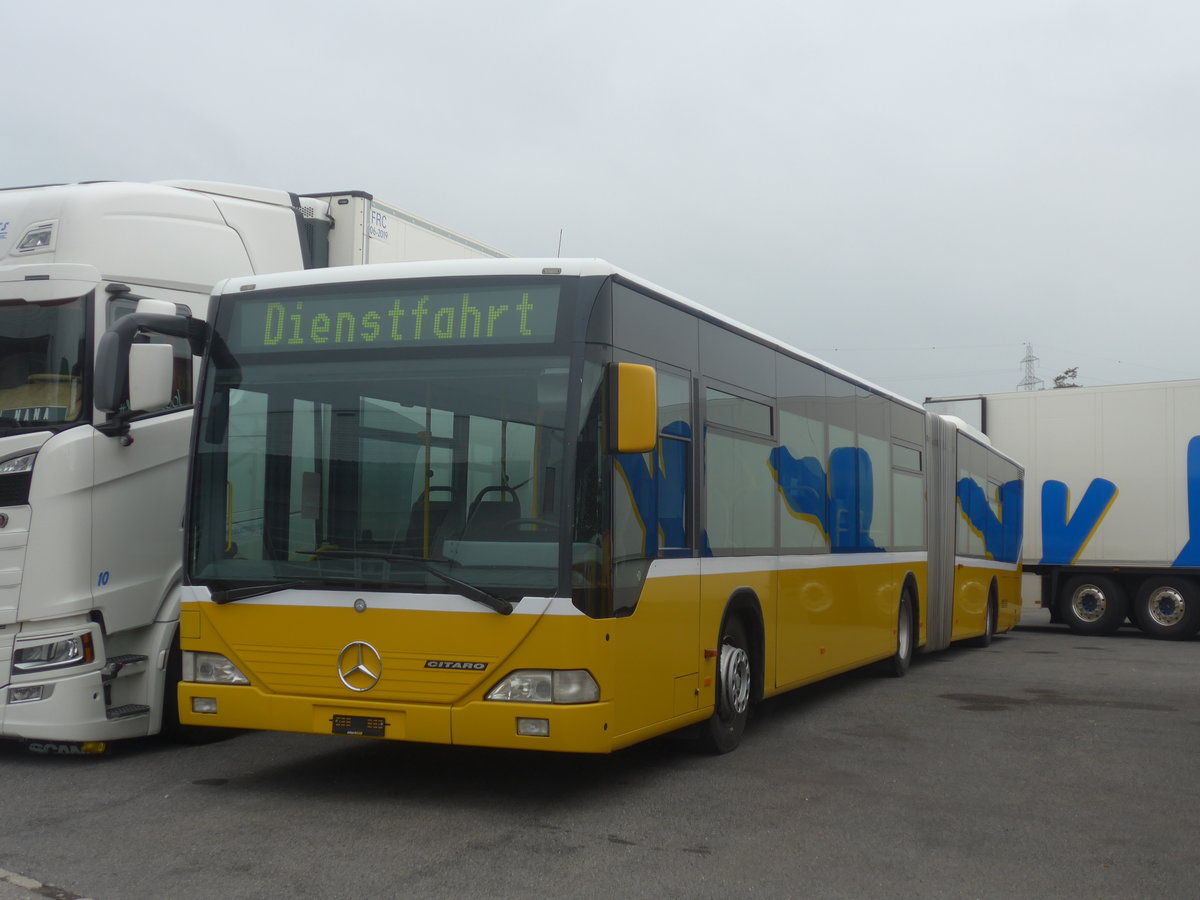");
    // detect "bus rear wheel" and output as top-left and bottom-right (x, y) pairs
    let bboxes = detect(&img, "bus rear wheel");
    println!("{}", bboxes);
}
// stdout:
(697, 617), (751, 754)
(883, 591), (914, 677)
(1134, 578), (1200, 640)
(1061, 575), (1127, 635)
(974, 588), (997, 648)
